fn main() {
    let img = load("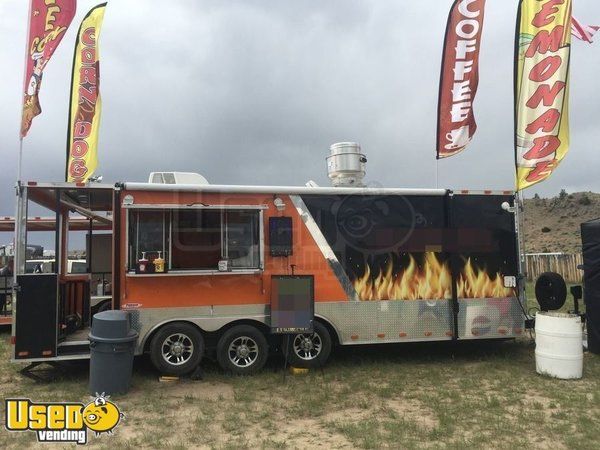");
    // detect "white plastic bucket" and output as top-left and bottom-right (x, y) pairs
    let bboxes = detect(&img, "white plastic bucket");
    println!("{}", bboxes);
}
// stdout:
(535, 312), (583, 379)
